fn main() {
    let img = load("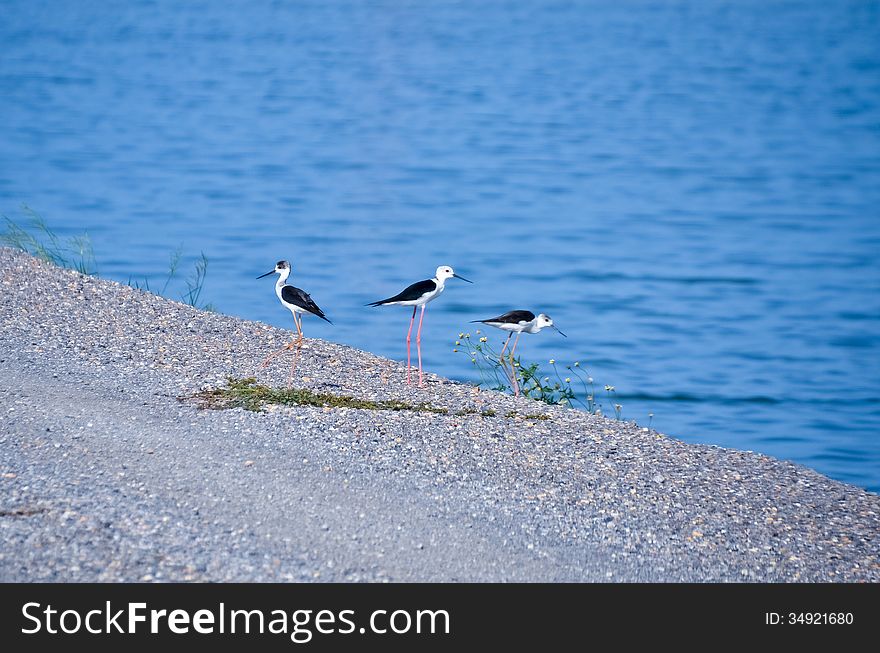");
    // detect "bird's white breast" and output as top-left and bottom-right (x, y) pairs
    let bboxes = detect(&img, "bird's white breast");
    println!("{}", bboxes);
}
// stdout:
(276, 281), (308, 315)
(423, 282), (444, 304)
